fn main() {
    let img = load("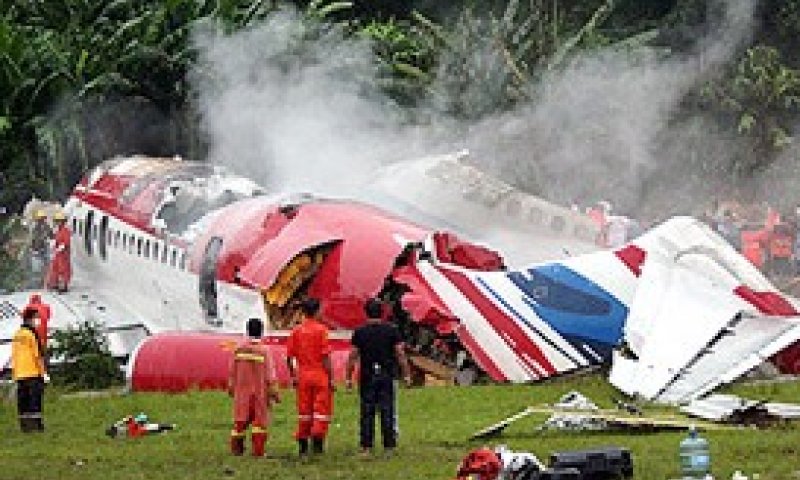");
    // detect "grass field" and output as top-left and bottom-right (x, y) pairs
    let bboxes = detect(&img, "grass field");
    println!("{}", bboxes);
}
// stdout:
(1, 375), (800, 480)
